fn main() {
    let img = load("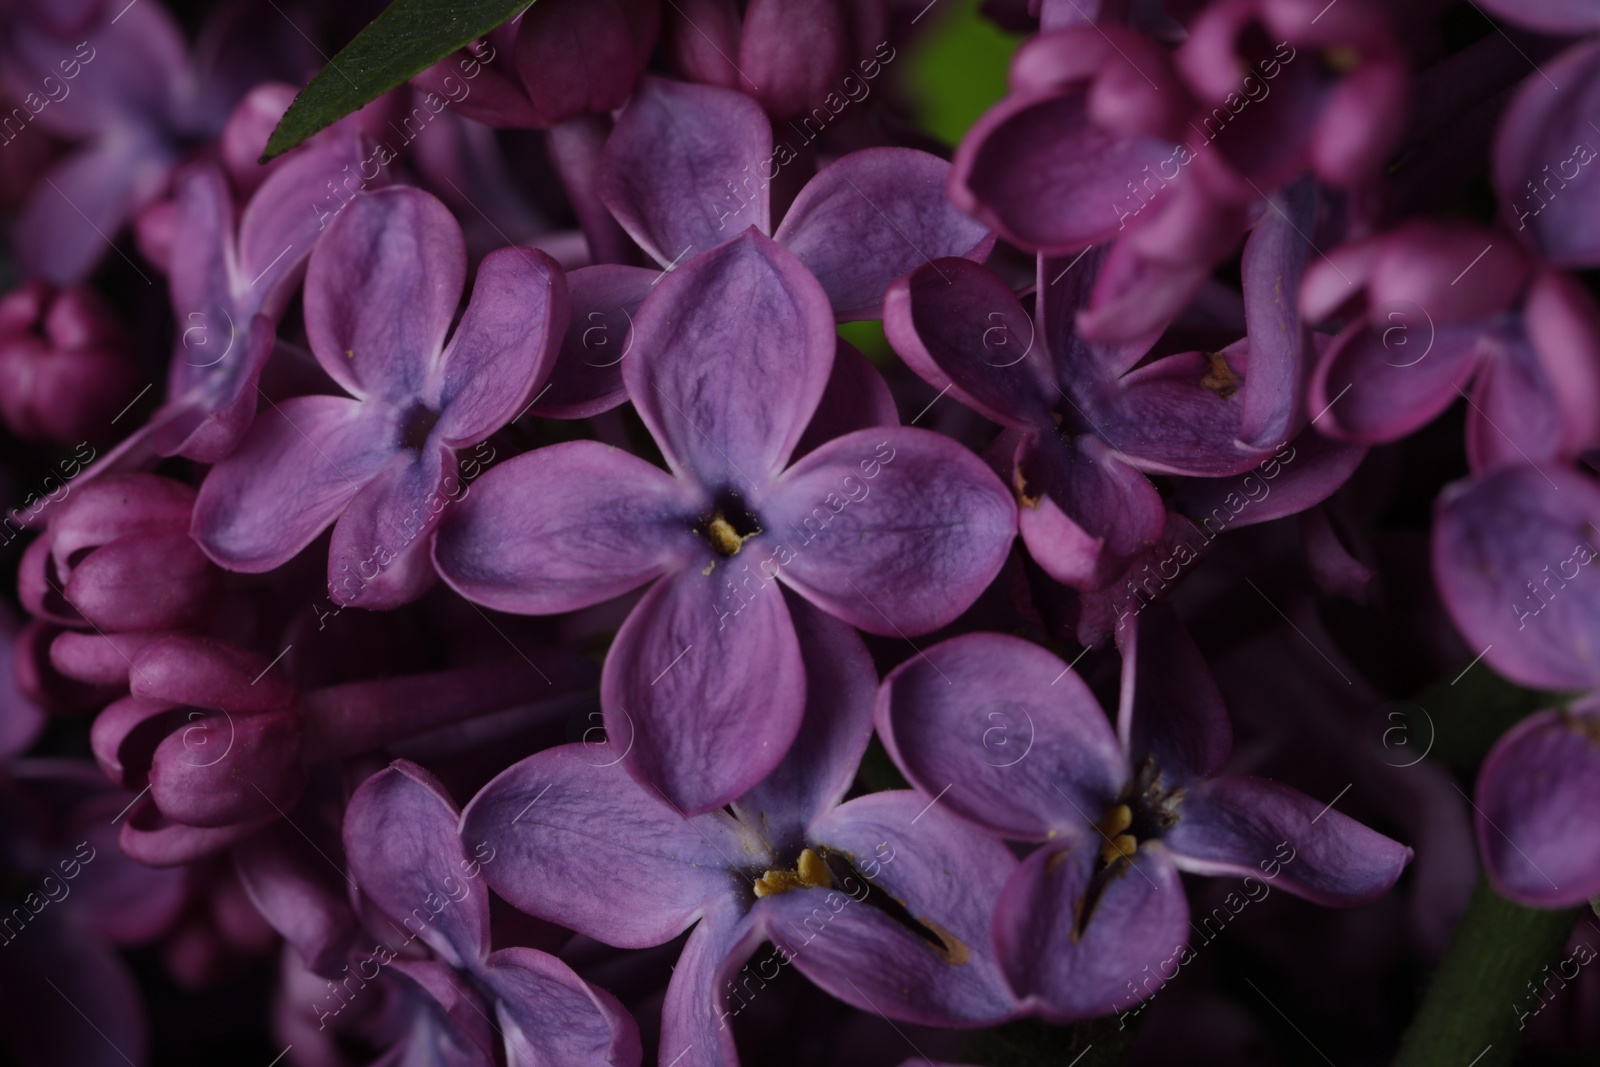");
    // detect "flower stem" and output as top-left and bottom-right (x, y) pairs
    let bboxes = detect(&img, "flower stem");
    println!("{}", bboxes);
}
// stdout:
(1391, 877), (1577, 1067)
